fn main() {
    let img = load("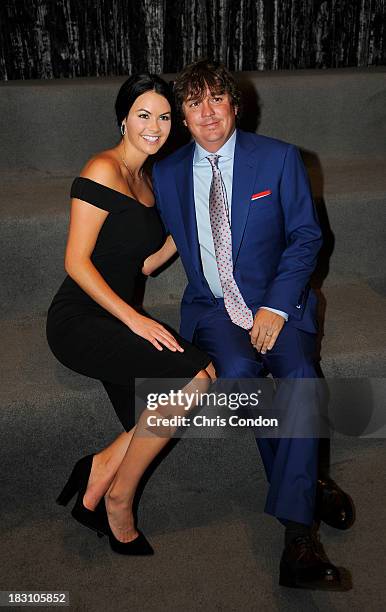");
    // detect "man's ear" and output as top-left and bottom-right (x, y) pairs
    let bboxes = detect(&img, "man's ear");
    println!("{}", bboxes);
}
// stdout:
(183, 118), (187, 127)
(234, 105), (238, 116)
